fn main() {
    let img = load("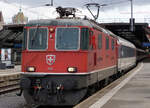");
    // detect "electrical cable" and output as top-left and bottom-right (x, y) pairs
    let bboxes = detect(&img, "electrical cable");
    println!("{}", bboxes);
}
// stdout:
(104, 0), (130, 6)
